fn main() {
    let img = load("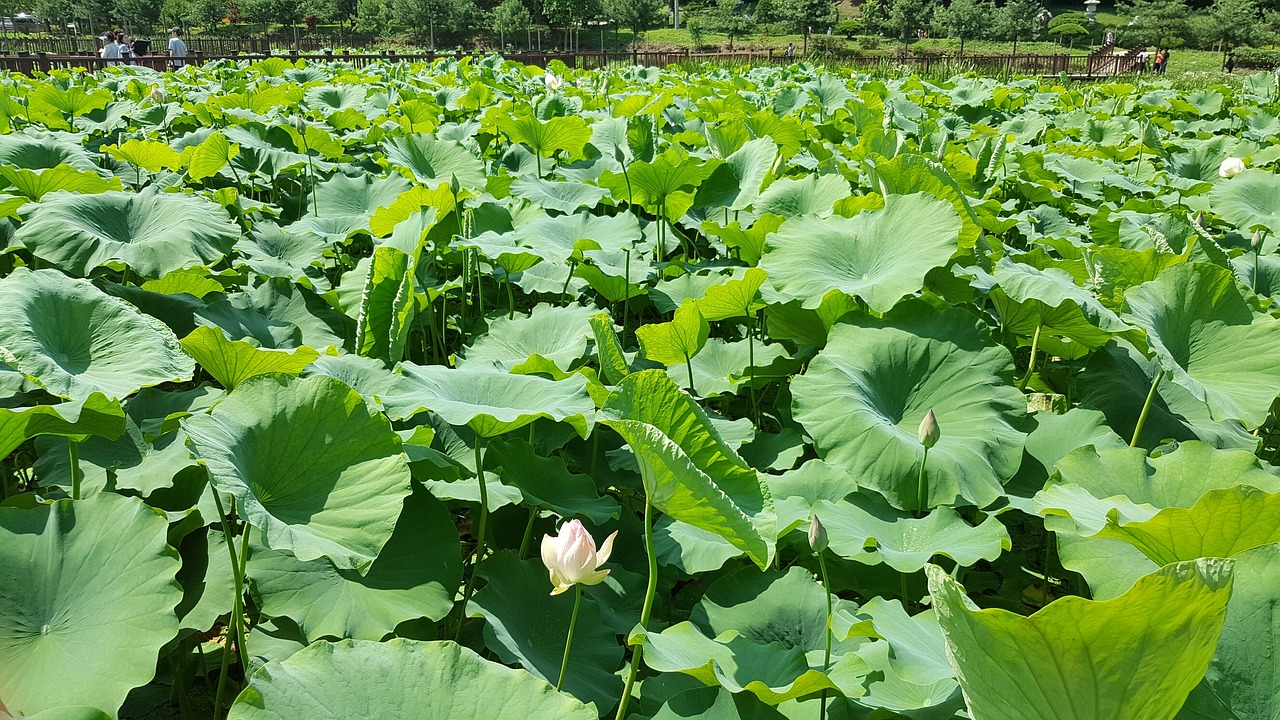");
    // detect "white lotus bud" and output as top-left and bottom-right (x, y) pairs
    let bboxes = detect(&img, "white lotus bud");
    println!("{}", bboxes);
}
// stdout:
(150, 86), (165, 104)
(1253, 230), (1265, 253)
(918, 409), (940, 449)
(1219, 157), (1245, 178)
(808, 515), (828, 553)
(541, 519), (616, 596)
